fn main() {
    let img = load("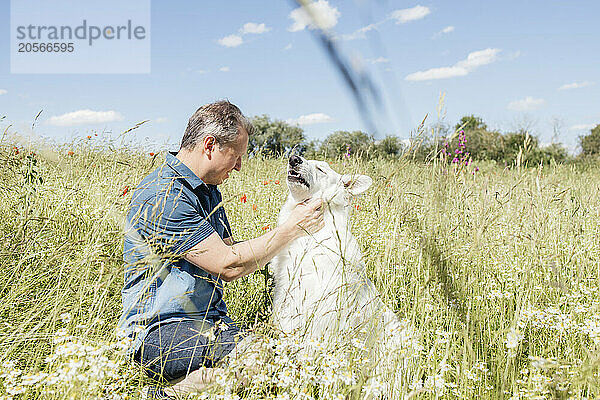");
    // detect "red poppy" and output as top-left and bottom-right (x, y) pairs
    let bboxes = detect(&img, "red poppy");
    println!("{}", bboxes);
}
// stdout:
(94, 133), (98, 136)
(13, 146), (19, 155)
(252, 204), (257, 211)
(263, 180), (269, 185)
(121, 186), (129, 197)
(274, 180), (280, 185)
(262, 225), (269, 231)
(354, 204), (360, 210)
(149, 152), (155, 157)
(67, 151), (74, 156)
(86, 135), (92, 139)
(240, 194), (247, 203)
